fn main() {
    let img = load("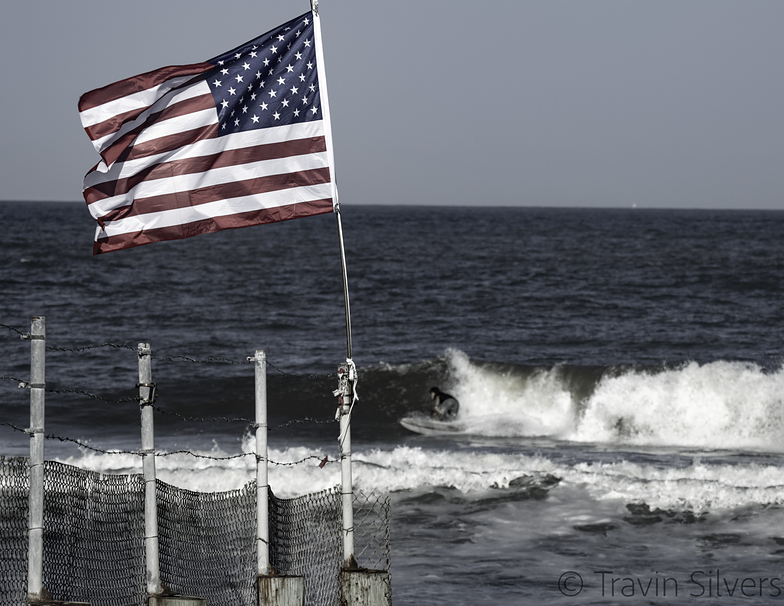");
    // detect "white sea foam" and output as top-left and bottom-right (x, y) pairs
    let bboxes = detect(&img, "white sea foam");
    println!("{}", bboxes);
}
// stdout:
(445, 351), (784, 451)
(55, 441), (784, 513)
